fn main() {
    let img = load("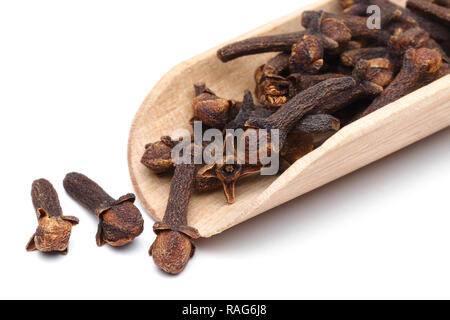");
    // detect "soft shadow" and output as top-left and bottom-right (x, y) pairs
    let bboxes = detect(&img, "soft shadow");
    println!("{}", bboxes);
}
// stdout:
(36, 251), (67, 260)
(197, 128), (450, 253)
